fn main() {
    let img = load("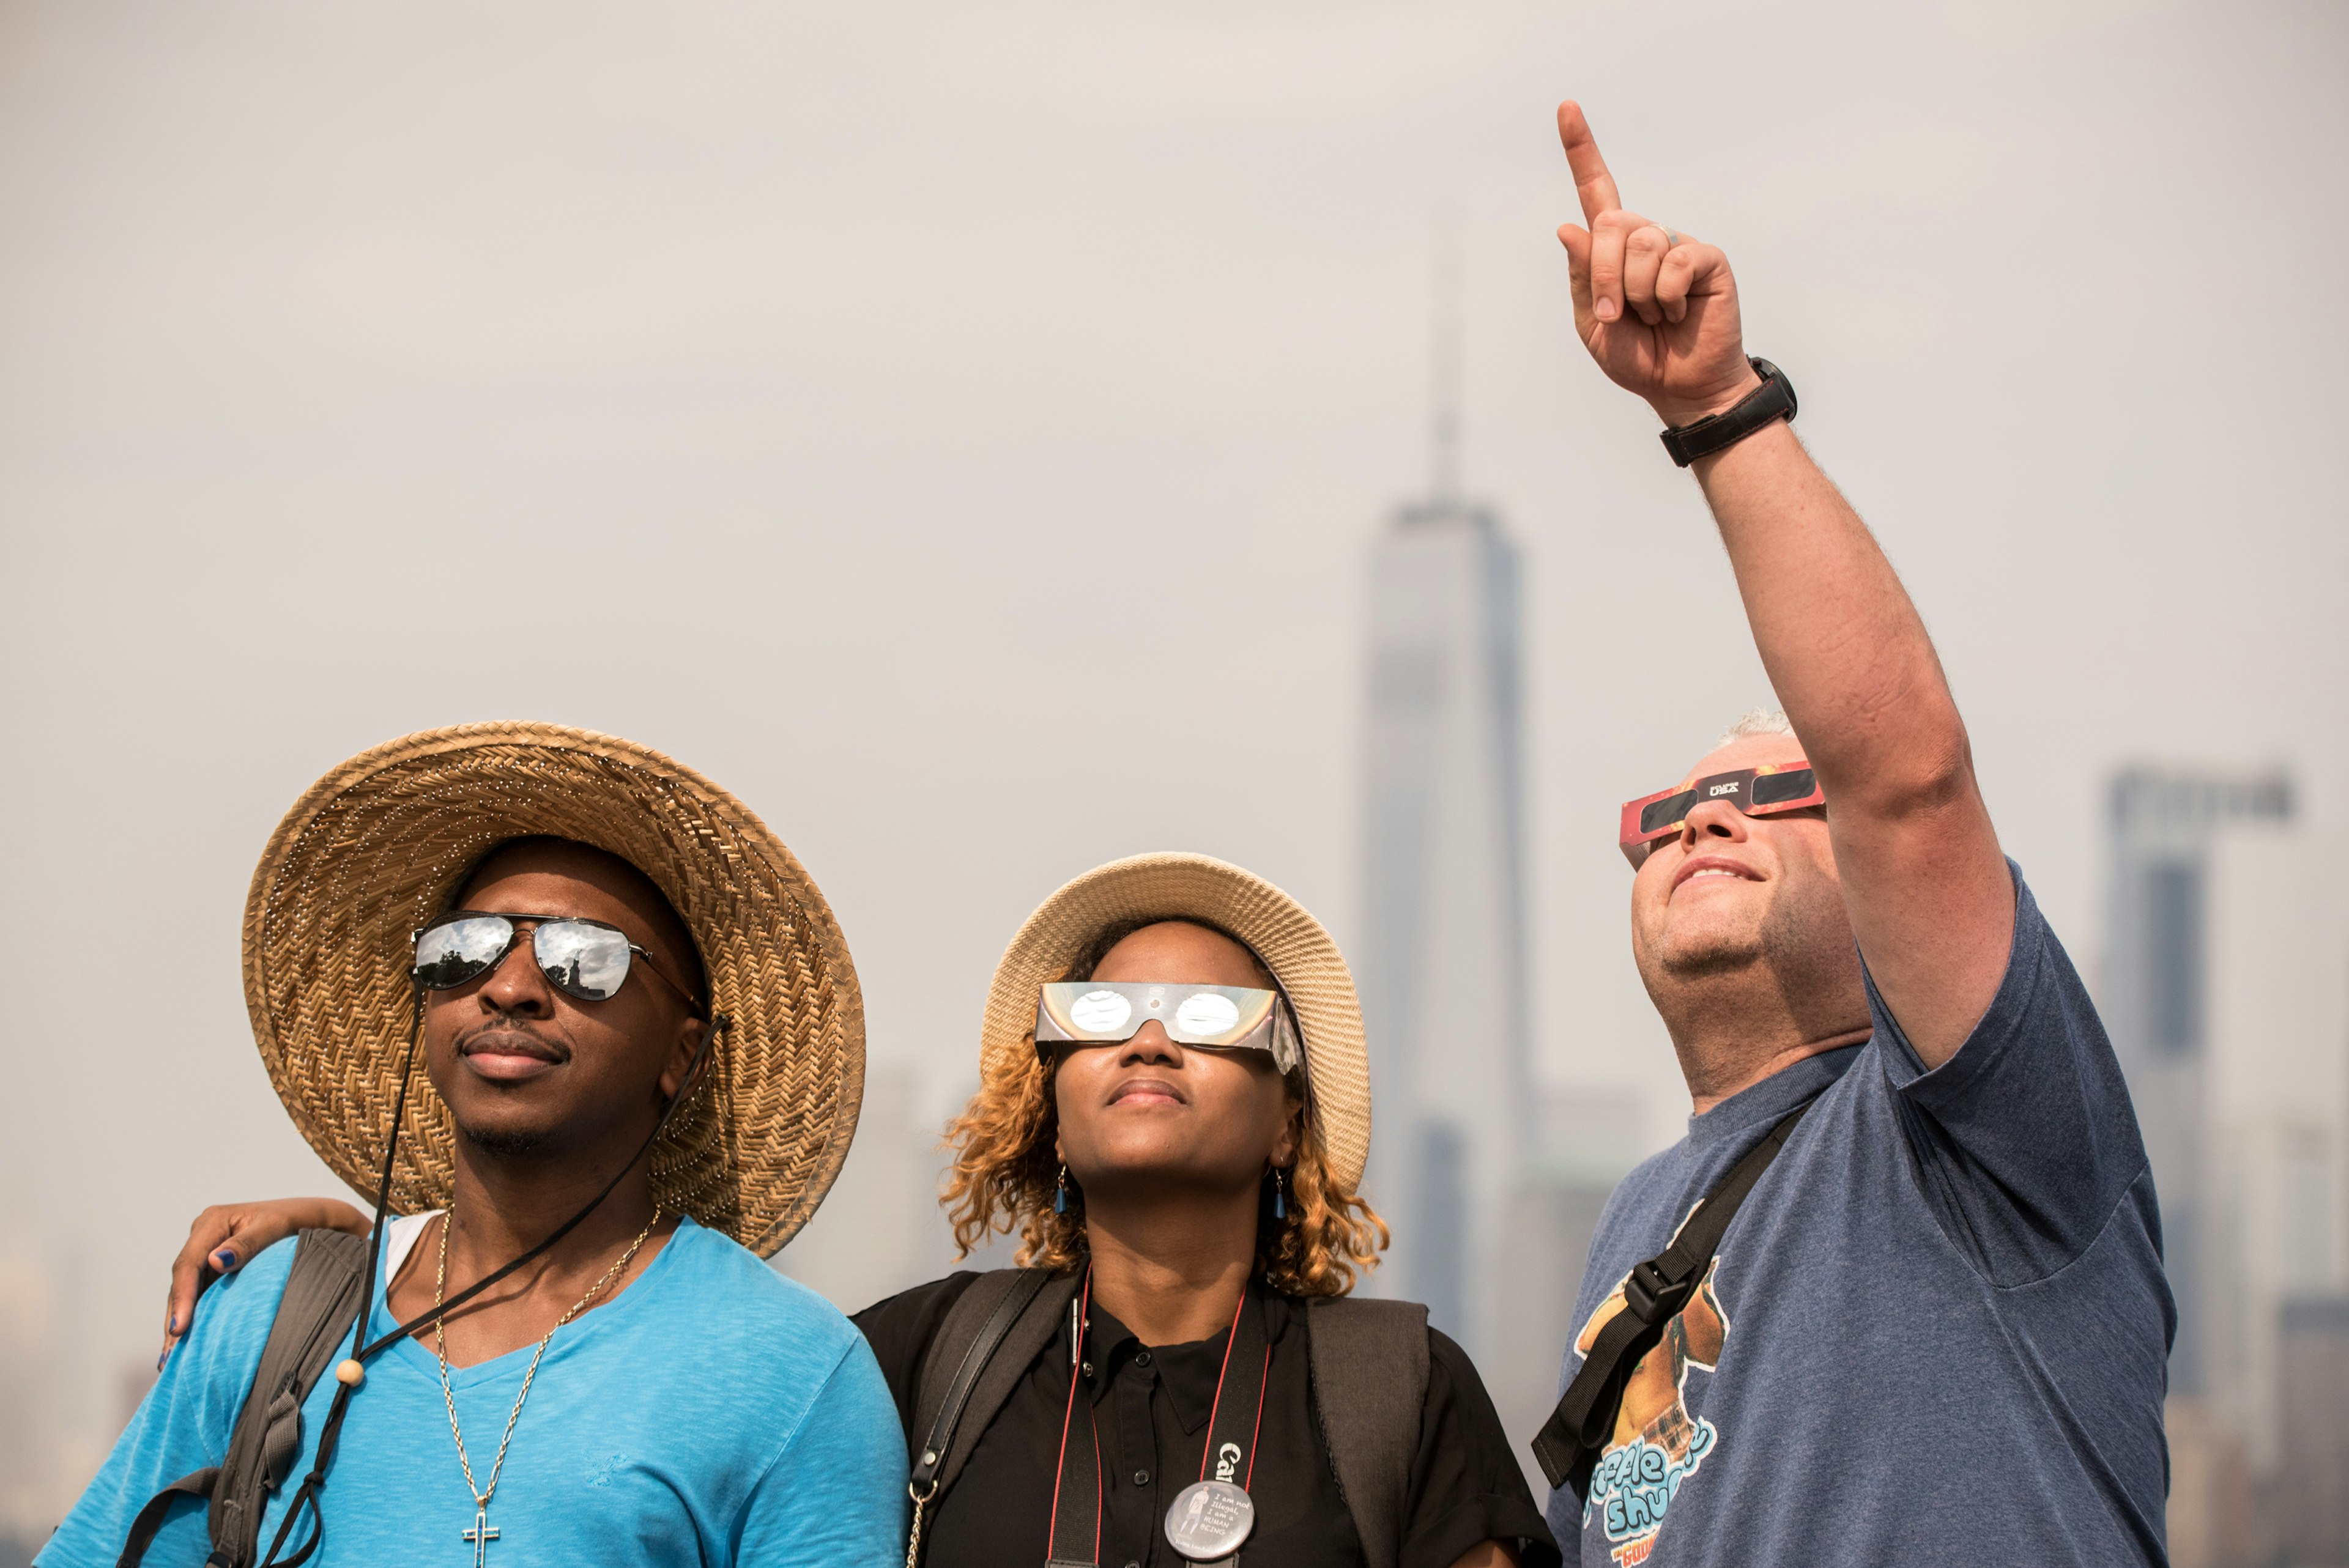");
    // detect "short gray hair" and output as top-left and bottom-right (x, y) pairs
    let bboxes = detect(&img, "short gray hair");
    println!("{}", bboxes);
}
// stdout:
(1715, 707), (1794, 748)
